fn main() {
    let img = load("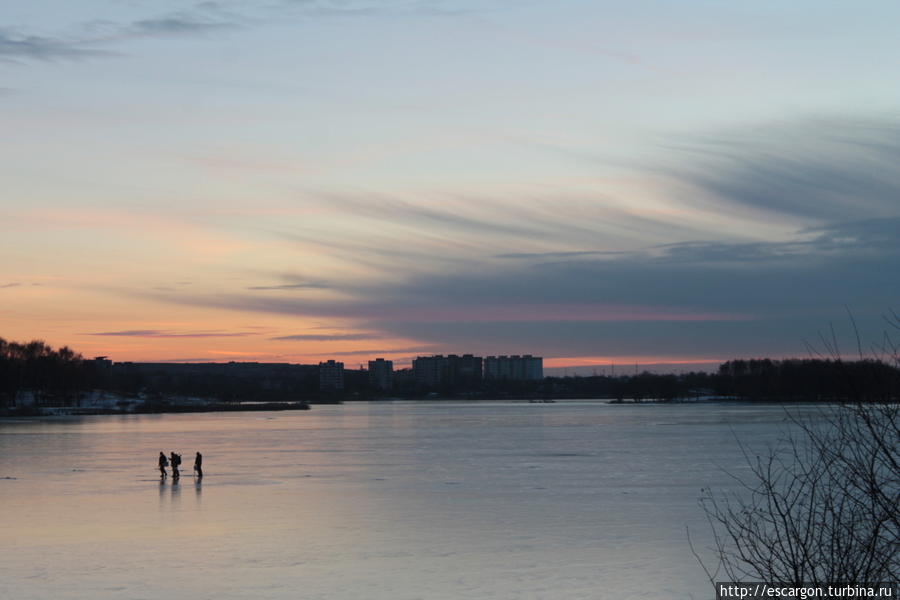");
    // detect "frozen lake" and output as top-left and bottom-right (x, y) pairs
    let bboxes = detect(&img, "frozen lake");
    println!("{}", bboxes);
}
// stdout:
(0, 401), (813, 599)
